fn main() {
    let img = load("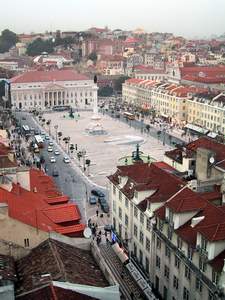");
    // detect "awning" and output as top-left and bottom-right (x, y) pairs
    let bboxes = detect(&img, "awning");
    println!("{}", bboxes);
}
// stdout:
(111, 243), (129, 263)
(207, 132), (218, 139)
(185, 123), (209, 135)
